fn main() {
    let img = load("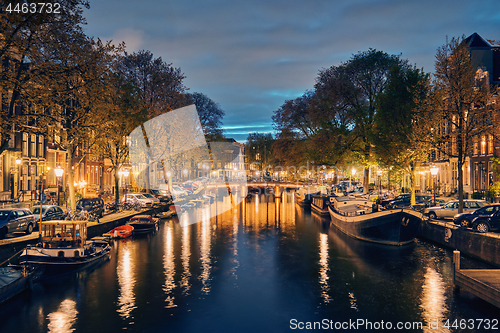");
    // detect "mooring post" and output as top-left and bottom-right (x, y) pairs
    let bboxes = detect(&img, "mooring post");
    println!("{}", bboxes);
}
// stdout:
(453, 250), (460, 291)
